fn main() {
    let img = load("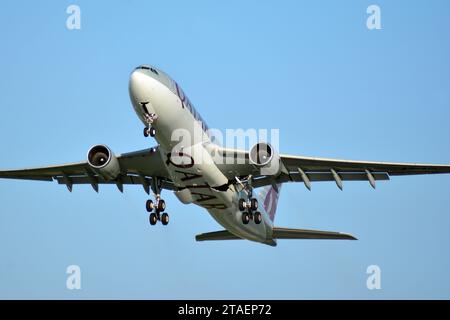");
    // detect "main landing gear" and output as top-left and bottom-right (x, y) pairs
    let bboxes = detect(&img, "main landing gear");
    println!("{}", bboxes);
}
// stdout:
(236, 176), (262, 225)
(146, 177), (169, 226)
(145, 199), (169, 226)
(146, 197), (169, 226)
(239, 198), (262, 225)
